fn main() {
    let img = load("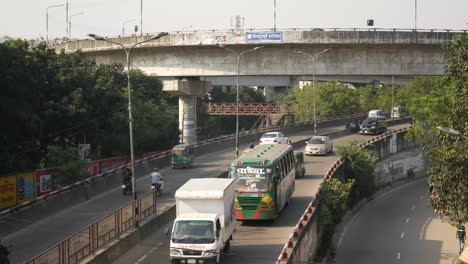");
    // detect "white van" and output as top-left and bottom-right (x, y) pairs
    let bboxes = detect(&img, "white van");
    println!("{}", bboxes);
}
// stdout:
(368, 109), (385, 118)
